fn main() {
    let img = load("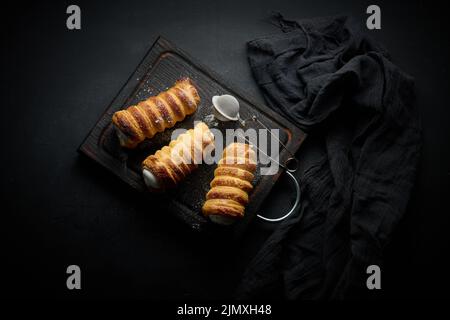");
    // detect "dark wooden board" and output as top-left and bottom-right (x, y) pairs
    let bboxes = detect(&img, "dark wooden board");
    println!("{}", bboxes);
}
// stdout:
(78, 36), (306, 234)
